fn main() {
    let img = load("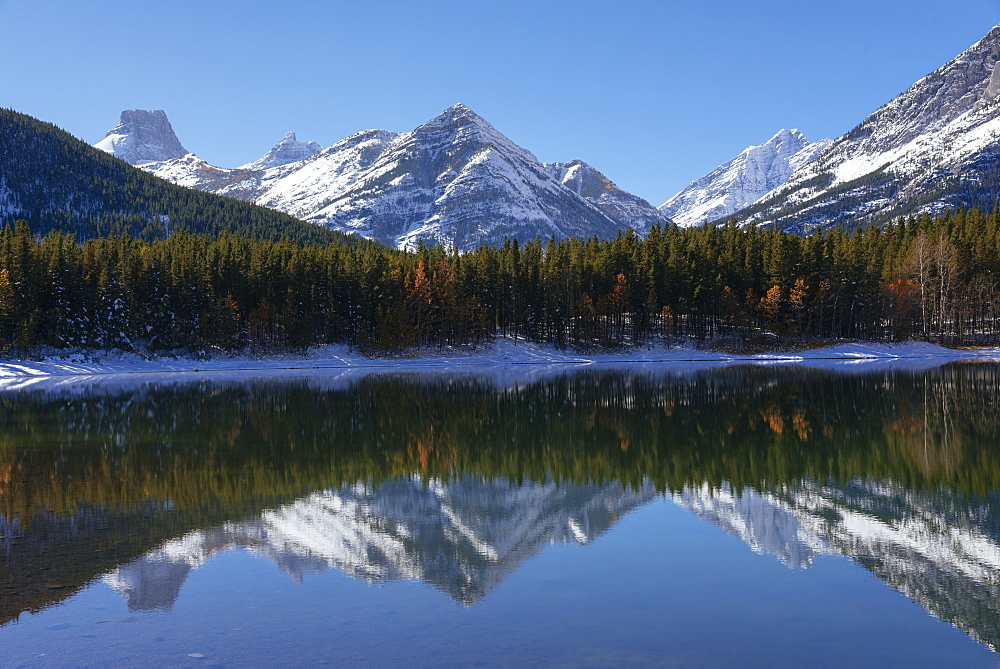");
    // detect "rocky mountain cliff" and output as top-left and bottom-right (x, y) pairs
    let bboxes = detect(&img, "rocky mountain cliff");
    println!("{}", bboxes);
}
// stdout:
(93, 110), (189, 164)
(731, 22), (1000, 230)
(545, 159), (668, 235)
(96, 105), (666, 250)
(659, 129), (830, 227)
